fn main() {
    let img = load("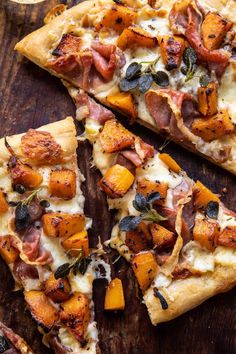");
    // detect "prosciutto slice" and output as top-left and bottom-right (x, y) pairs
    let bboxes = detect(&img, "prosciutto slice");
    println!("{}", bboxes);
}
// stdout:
(75, 92), (115, 123)
(22, 227), (53, 265)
